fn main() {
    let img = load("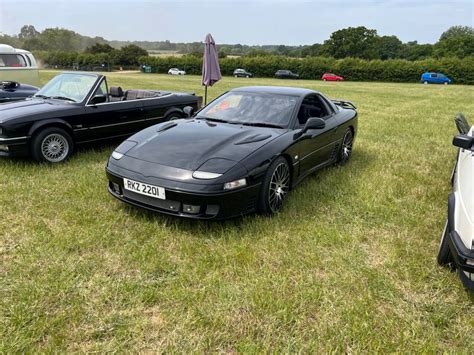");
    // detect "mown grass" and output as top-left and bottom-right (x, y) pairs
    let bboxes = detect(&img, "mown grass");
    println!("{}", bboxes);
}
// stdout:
(1, 70), (473, 352)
